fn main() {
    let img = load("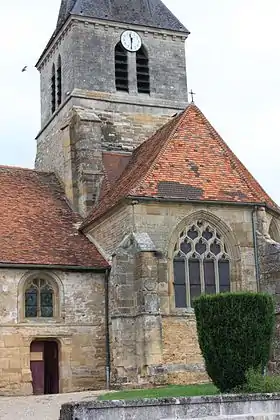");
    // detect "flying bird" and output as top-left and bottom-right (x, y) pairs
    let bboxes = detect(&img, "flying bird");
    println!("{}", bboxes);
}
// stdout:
(21, 66), (28, 72)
